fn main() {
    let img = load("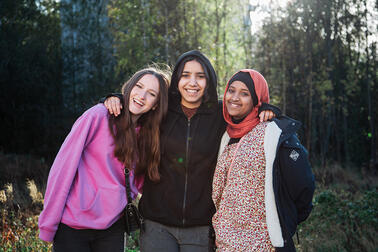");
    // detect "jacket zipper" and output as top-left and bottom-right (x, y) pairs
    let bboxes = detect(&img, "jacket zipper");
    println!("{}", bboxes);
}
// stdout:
(182, 118), (191, 226)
